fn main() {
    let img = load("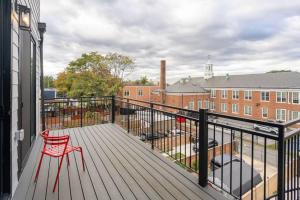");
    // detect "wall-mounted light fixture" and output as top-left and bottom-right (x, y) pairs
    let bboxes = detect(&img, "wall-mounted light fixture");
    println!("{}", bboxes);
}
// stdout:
(15, 3), (31, 30)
